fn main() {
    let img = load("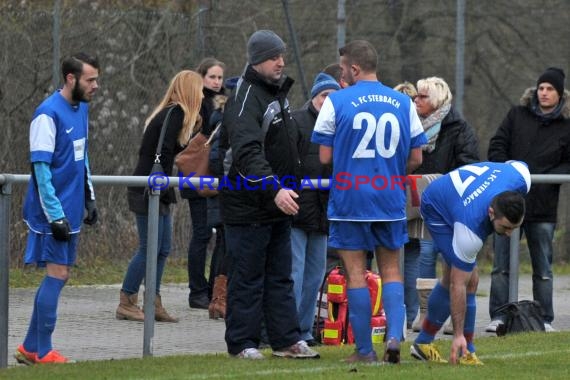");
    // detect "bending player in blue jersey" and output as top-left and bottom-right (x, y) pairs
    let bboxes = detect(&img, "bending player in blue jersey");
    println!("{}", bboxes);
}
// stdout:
(312, 40), (427, 364)
(15, 53), (100, 365)
(410, 161), (531, 365)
